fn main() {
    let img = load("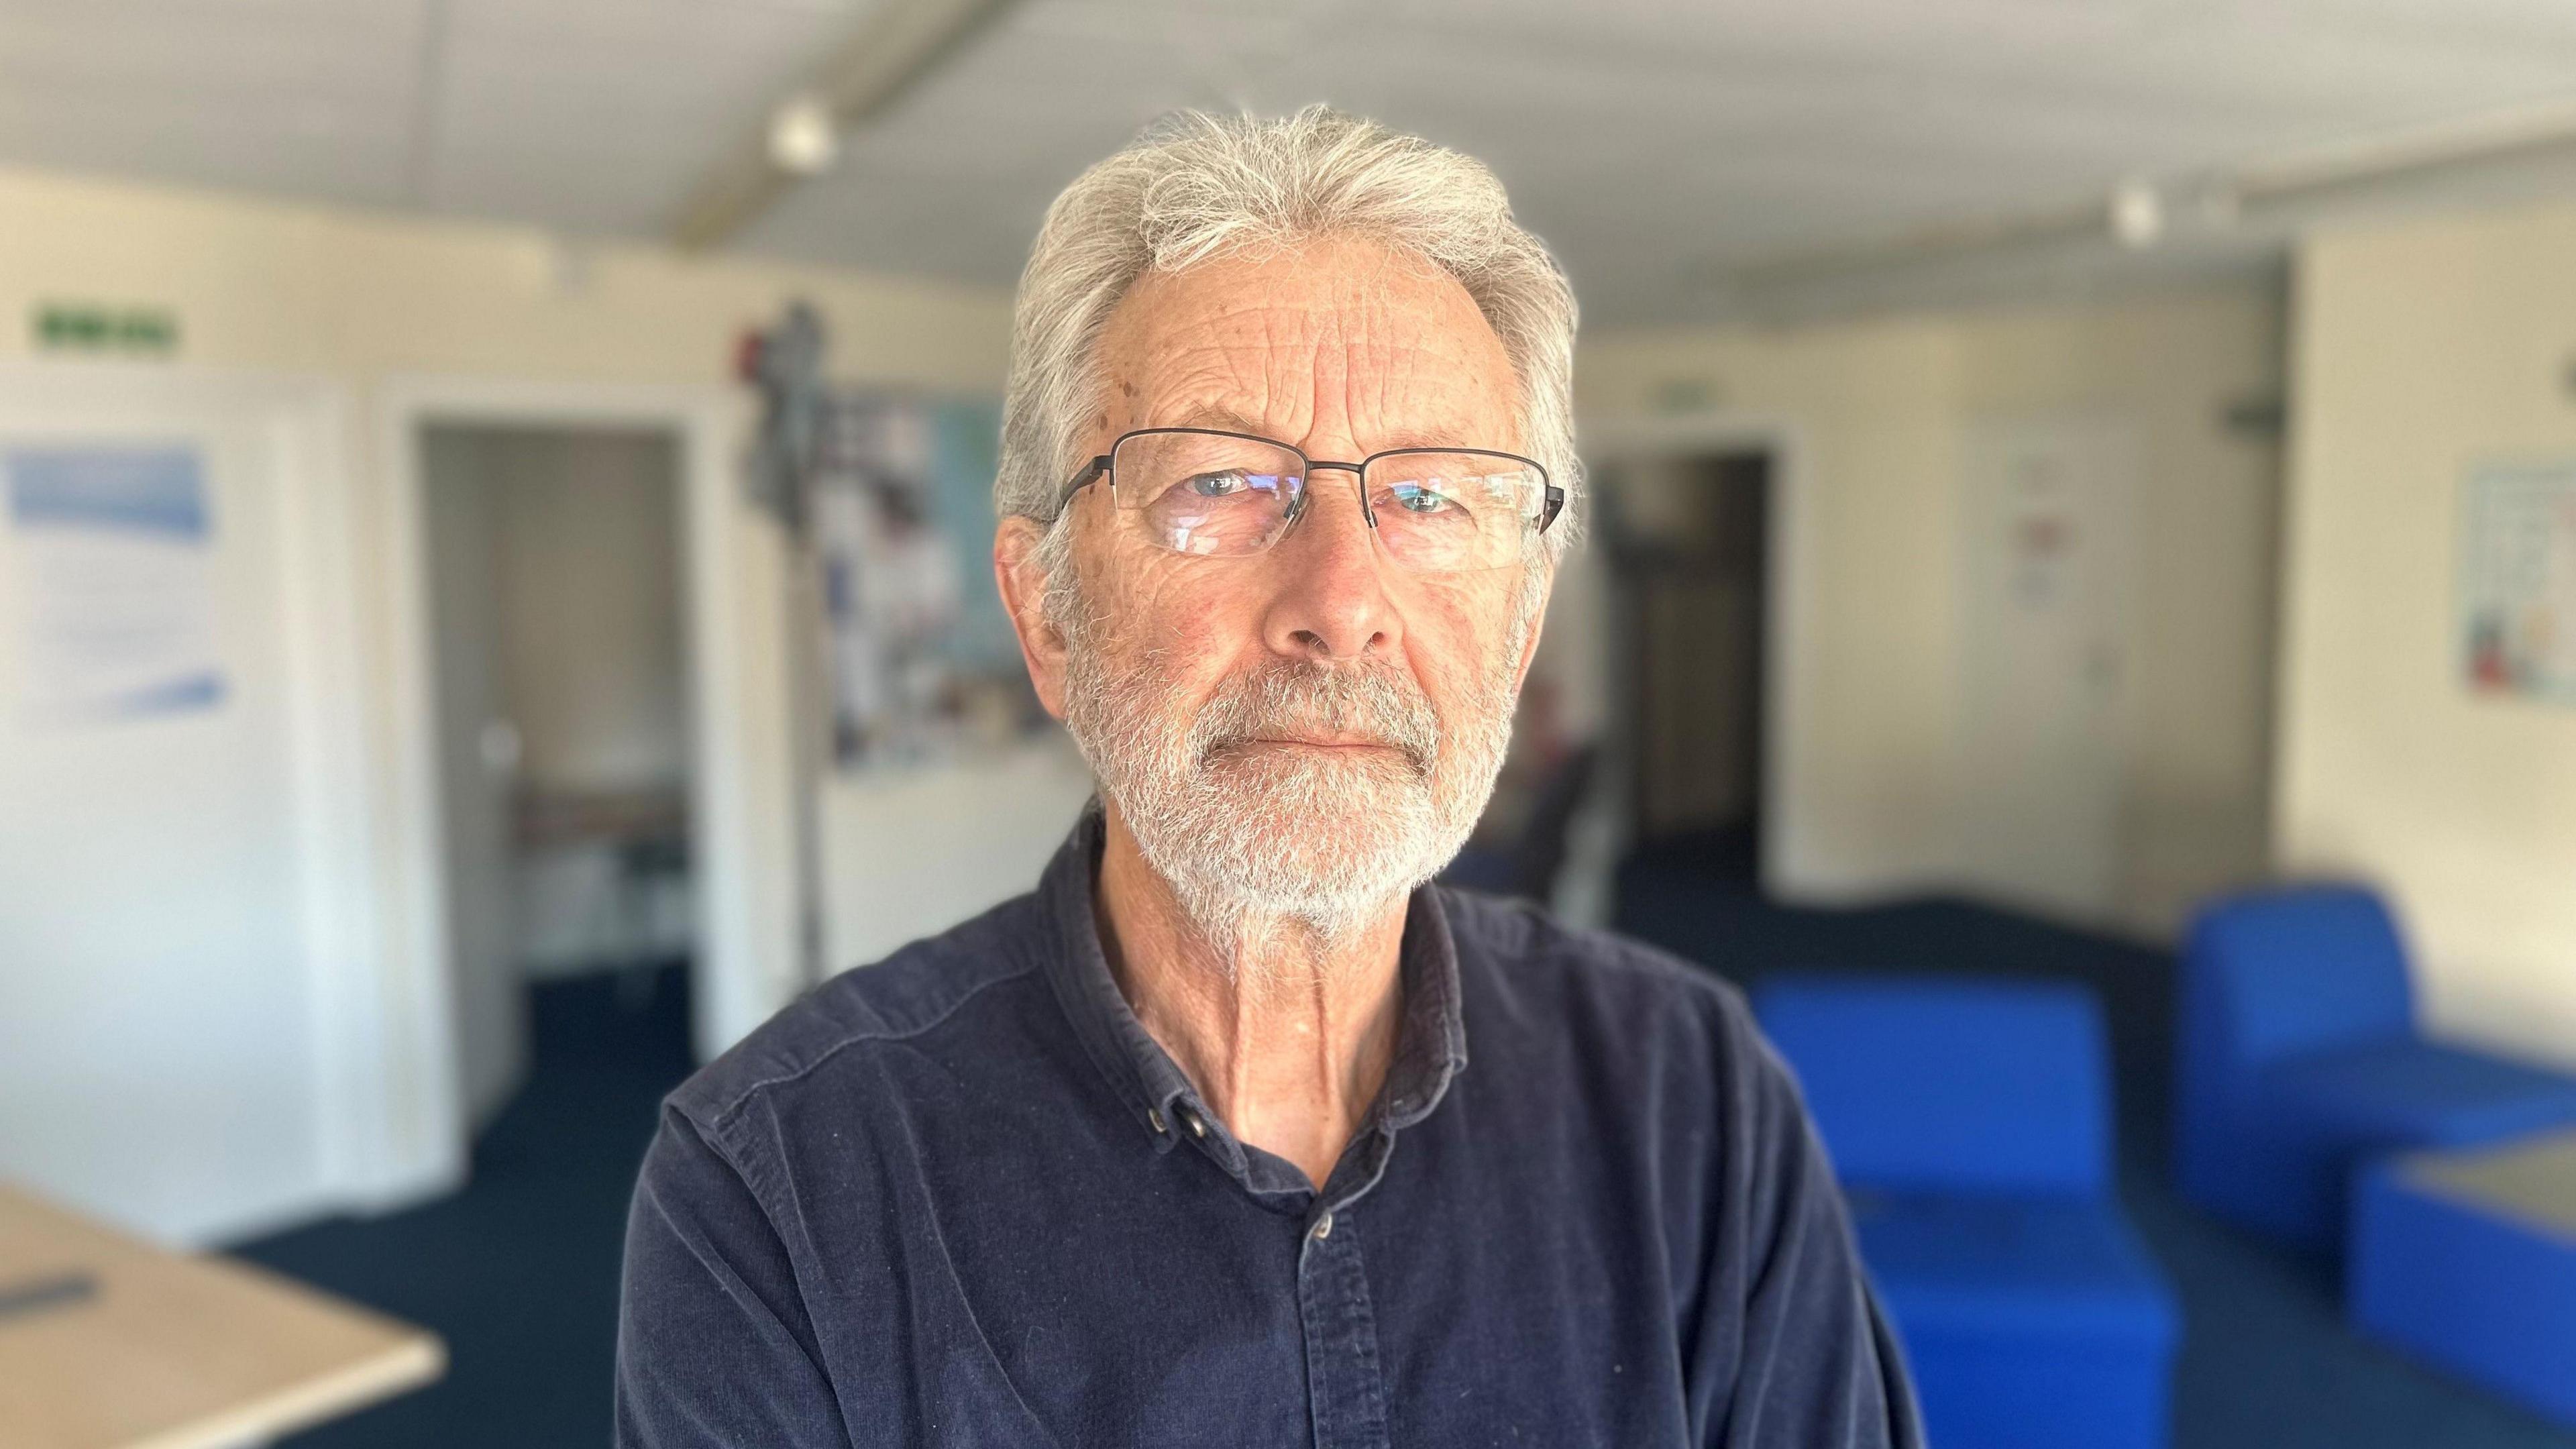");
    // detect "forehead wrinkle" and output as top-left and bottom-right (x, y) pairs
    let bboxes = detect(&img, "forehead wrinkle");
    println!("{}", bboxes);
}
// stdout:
(1151, 341), (1491, 455)
(1322, 262), (1519, 454)
(1106, 248), (1517, 456)
(1331, 329), (1514, 455)
(1122, 302), (1316, 441)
